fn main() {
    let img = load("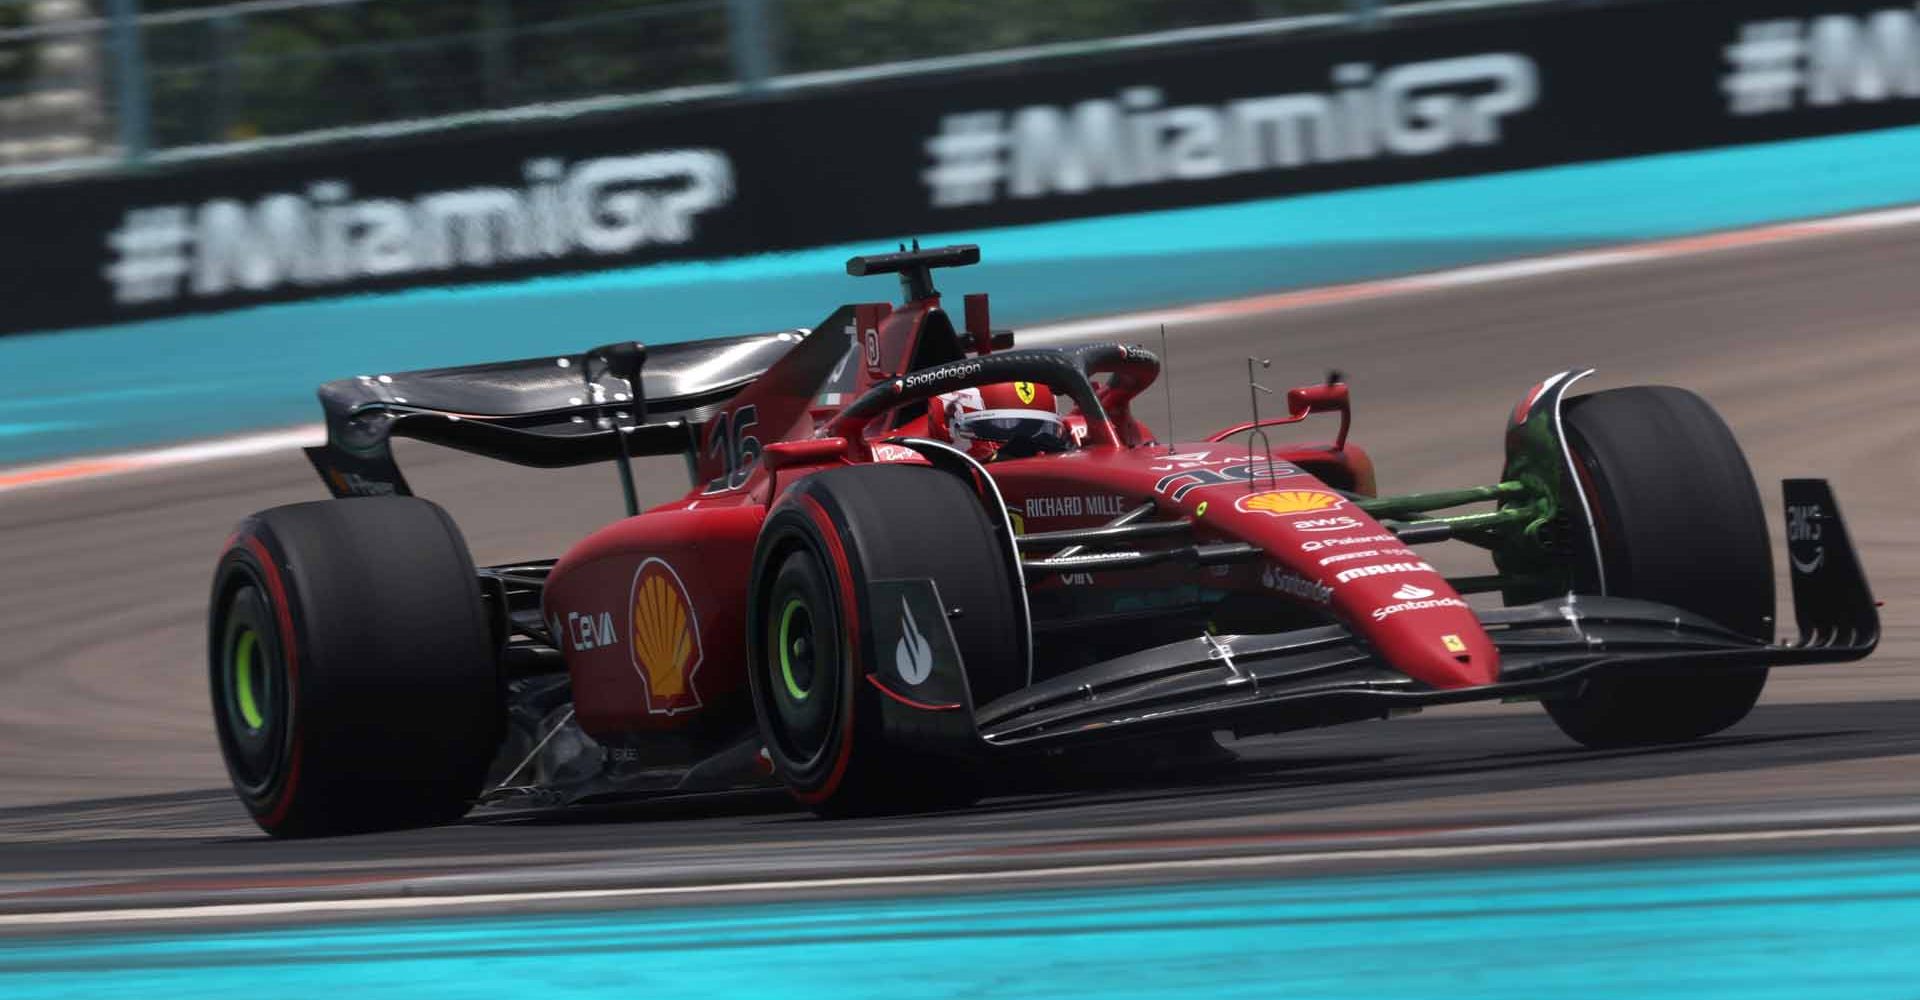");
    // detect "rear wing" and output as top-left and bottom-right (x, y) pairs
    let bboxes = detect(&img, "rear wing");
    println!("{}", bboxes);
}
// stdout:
(304, 321), (840, 498)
